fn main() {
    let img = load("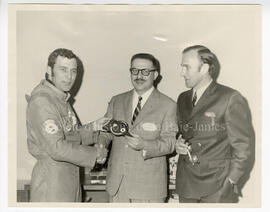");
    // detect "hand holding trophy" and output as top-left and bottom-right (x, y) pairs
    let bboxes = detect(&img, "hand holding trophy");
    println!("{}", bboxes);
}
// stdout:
(91, 117), (111, 131)
(102, 119), (133, 137)
(176, 135), (195, 165)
